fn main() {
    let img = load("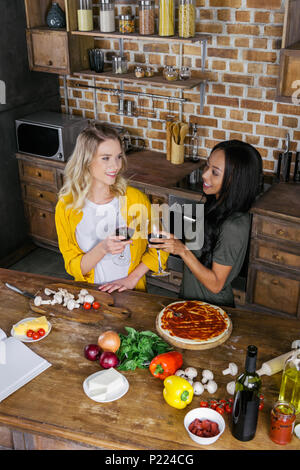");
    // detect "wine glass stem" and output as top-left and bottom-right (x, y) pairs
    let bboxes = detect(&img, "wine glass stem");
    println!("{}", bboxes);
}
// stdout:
(157, 249), (162, 273)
